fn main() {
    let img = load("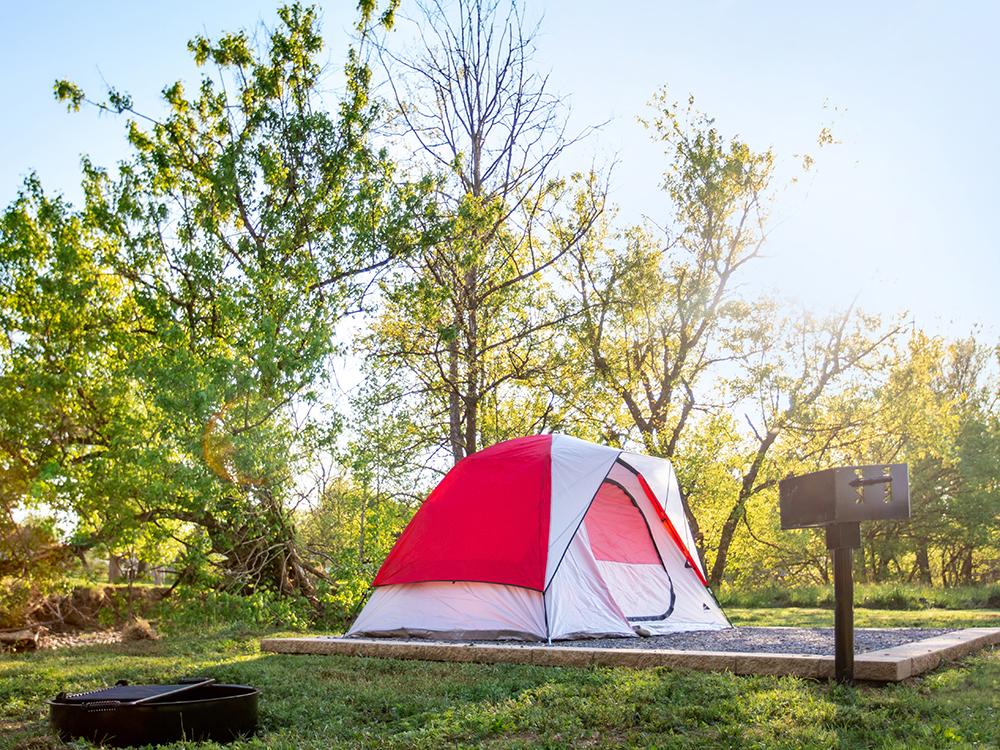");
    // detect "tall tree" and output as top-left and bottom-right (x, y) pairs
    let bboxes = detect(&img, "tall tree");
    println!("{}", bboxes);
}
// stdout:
(560, 93), (901, 584)
(835, 333), (1000, 585)
(560, 93), (775, 453)
(557, 94), (774, 556)
(2, 3), (416, 602)
(368, 0), (605, 464)
(0, 178), (147, 574)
